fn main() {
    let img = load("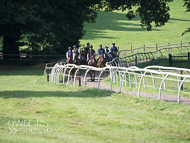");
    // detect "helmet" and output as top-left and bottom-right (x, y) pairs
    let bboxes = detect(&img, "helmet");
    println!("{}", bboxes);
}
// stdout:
(112, 43), (115, 45)
(90, 45), (93, 48)
(68, 47), (72, 50)
(105, 44), (109, 48)
(87, 42), (90, 45)
(73, 45), (77, 48)
(99, 44), (102, 47)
